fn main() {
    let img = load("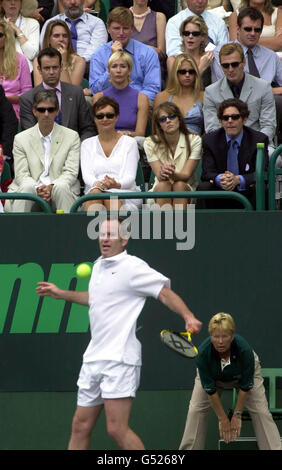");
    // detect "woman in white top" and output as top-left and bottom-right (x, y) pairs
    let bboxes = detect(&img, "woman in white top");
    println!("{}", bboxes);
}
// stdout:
(81, 96), (141, 212)
(0, 0), (39, 72)
(229, 0), (282, 51)
(144, 101), (202, 209)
